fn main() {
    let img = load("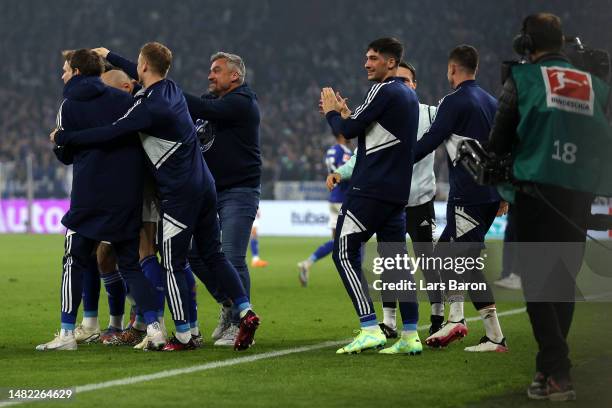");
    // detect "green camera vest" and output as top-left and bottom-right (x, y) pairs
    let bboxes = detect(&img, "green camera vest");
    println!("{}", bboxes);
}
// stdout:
(500, 59), (612, 201)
